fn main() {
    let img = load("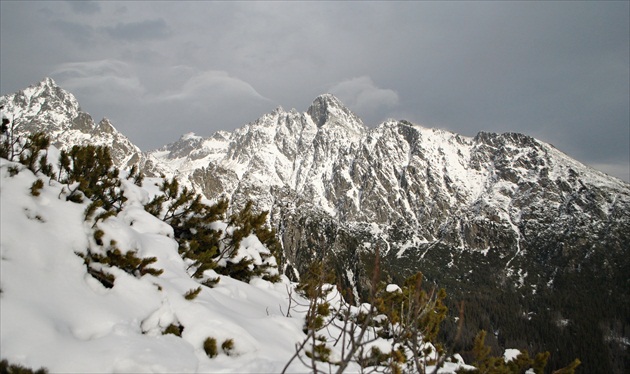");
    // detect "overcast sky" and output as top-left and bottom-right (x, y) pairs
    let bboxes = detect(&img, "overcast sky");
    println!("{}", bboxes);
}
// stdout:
(1, 1), (628, 181)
